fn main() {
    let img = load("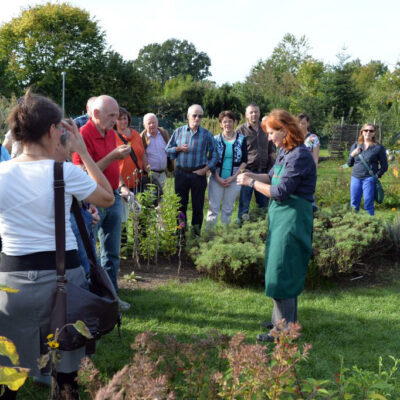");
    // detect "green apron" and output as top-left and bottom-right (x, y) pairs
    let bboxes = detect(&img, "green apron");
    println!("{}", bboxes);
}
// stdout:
(265, 163), (313, 299)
